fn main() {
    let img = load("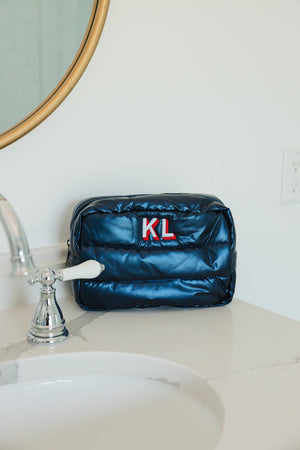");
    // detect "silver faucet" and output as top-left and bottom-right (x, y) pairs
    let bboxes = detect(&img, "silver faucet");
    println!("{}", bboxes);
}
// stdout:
(27, 261), (104, 344)
(0, 194), (37, 276)
(0, 193), (105, 344)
